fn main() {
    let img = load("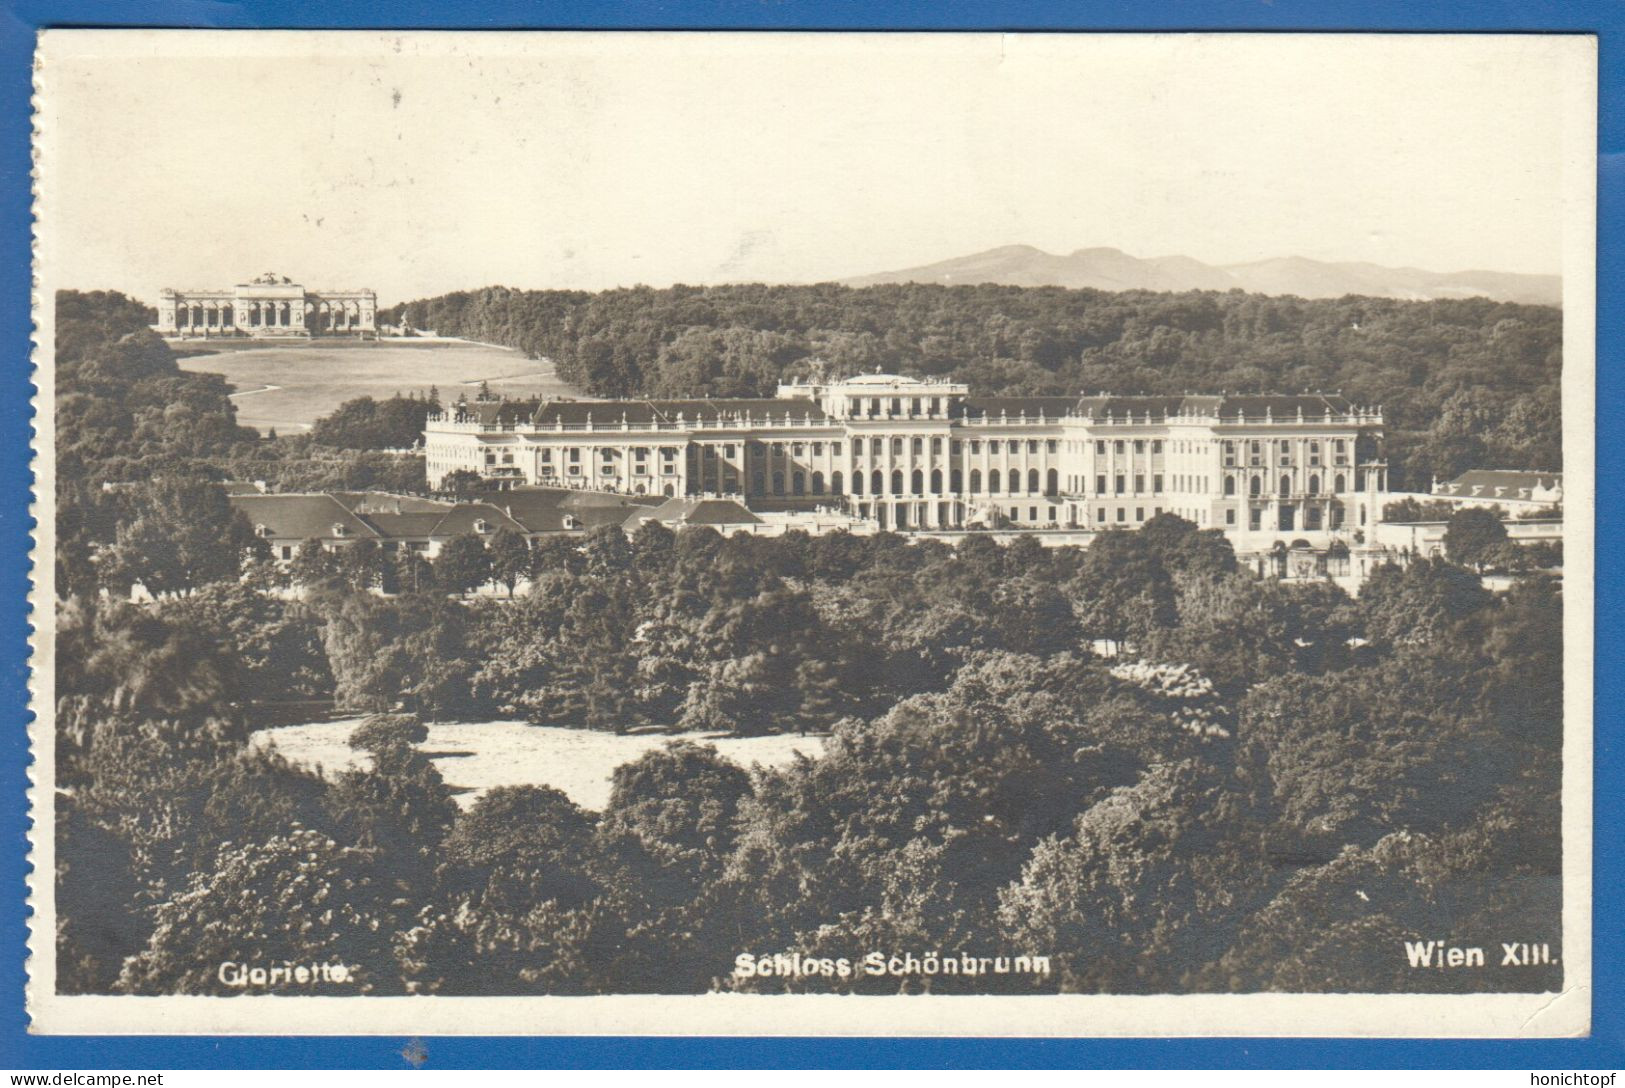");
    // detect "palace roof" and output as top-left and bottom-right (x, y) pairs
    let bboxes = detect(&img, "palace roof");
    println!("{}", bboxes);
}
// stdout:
(1436, 469), (1562, 501)
(454, 397), (829, 428)
(232, 493), (381, 541)
(622, 496), (762, 531)
(445, 391), (1371, 429)
(466, 487), (663, 532)
(1071, 393), (1357, 420)
(959, 396), (1078, 420)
